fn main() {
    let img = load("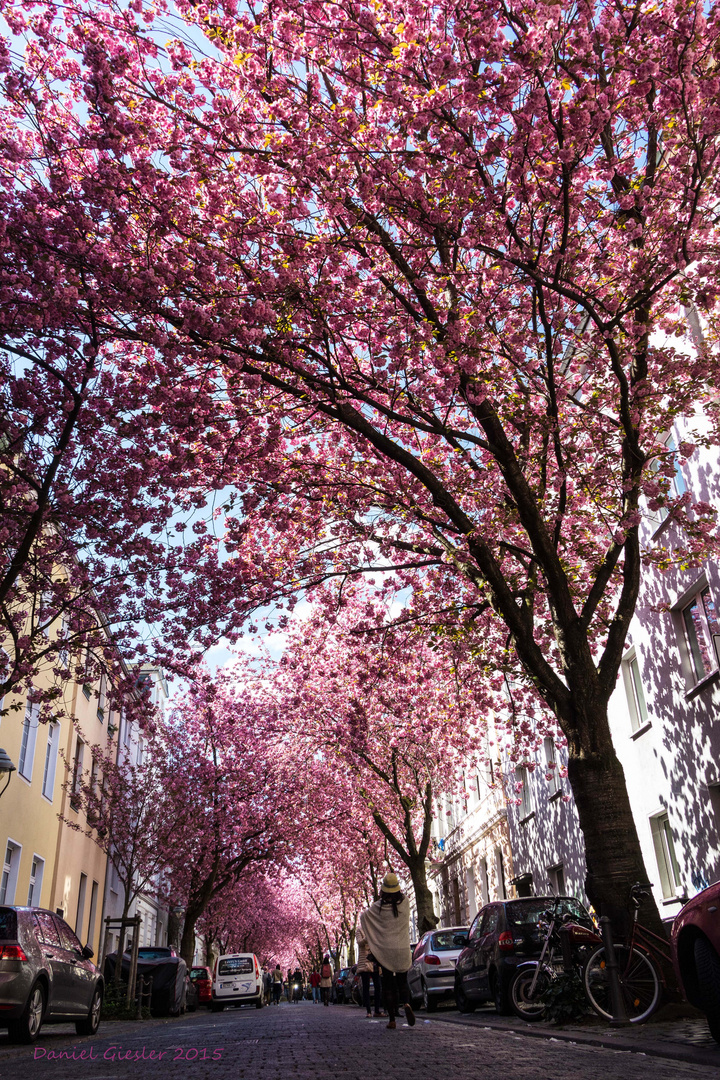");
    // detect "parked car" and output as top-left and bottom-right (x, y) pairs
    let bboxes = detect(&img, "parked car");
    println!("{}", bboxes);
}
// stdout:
(454, 896), (593, 1014)
(672, 880), (720, 1043)
(211, 953), (263, 1010)
(104, 948), (188, 1017)
(189, 964), (213, 1006)
(408, 926), (469, 1011)
(0, 906), (103, 1044)
(332, 966), (354, 1003)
